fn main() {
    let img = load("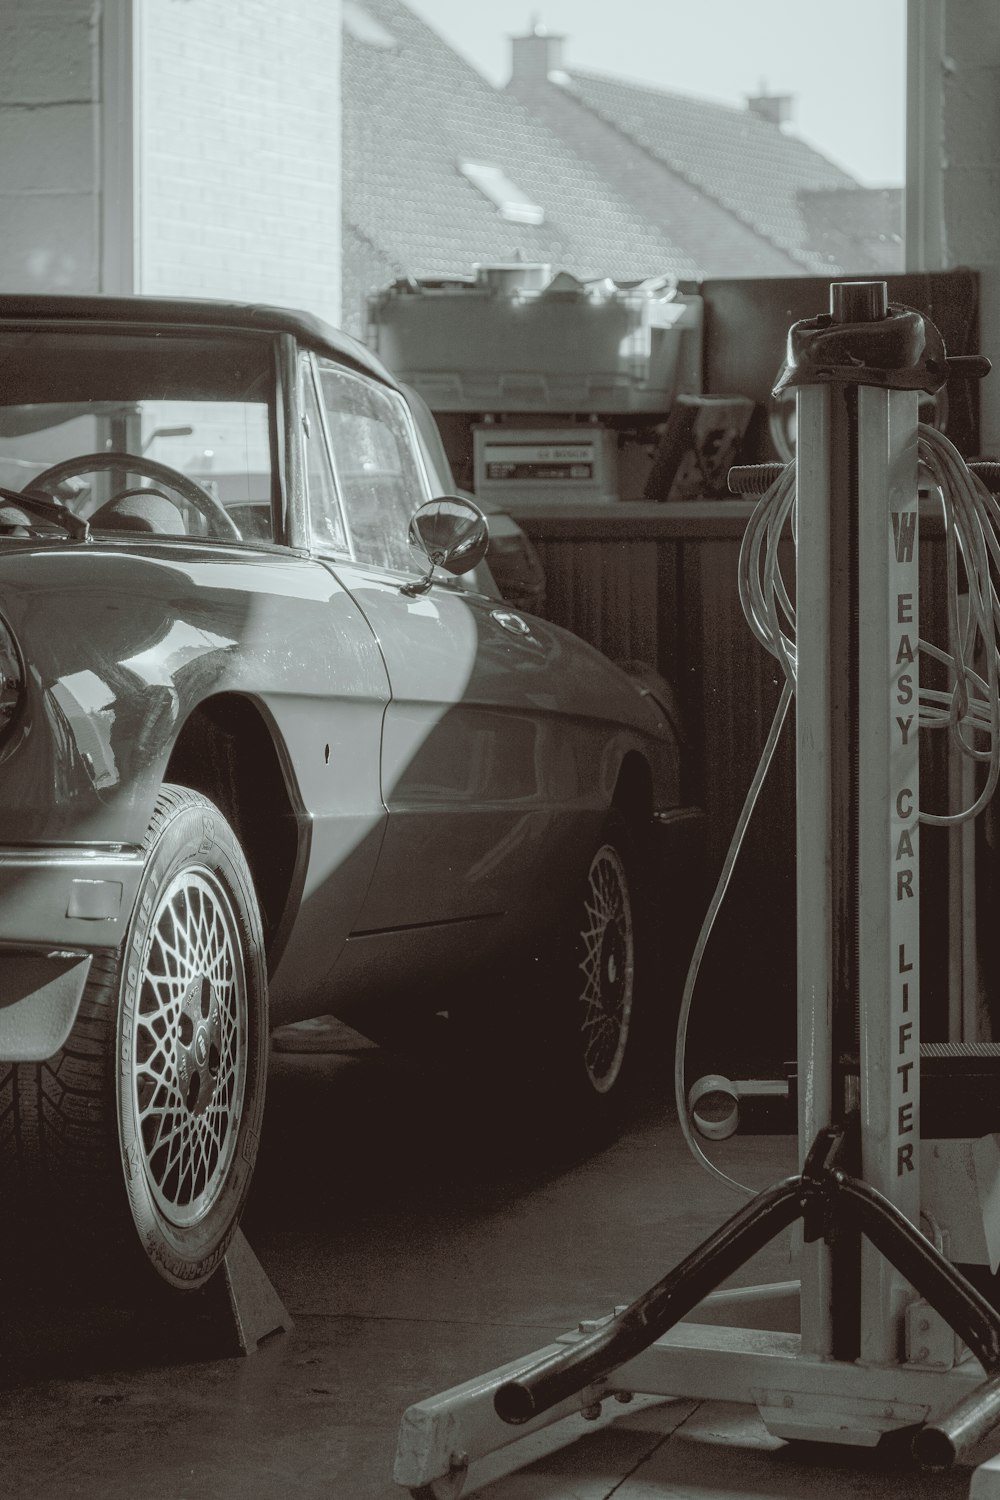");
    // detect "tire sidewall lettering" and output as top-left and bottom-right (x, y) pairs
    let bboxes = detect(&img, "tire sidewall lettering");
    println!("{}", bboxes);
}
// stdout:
(120, 887), (157, 1075)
